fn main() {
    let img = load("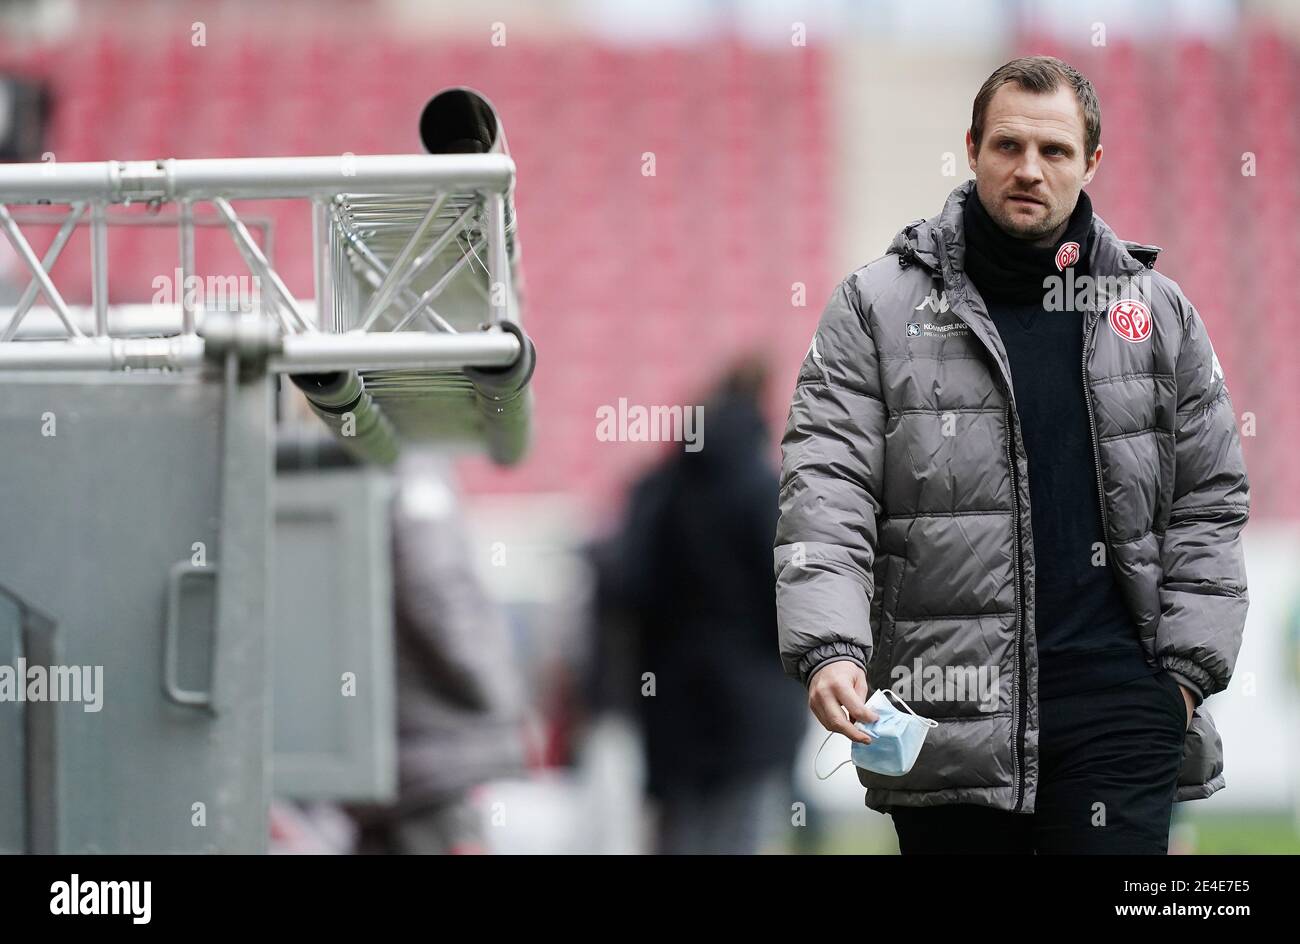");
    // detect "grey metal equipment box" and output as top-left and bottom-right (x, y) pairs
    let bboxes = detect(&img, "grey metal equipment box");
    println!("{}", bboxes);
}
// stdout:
(0, 370), (273, 853)
(270, 466), (397, 802)
(0, 88), (534, 853)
